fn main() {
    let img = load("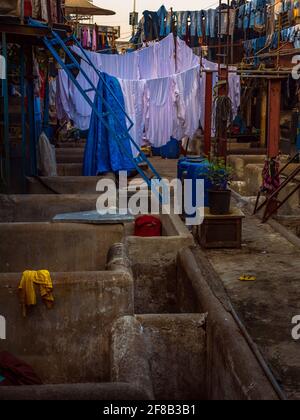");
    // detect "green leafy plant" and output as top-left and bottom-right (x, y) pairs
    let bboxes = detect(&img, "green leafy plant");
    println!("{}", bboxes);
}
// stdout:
(199, 158), (234, 191)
